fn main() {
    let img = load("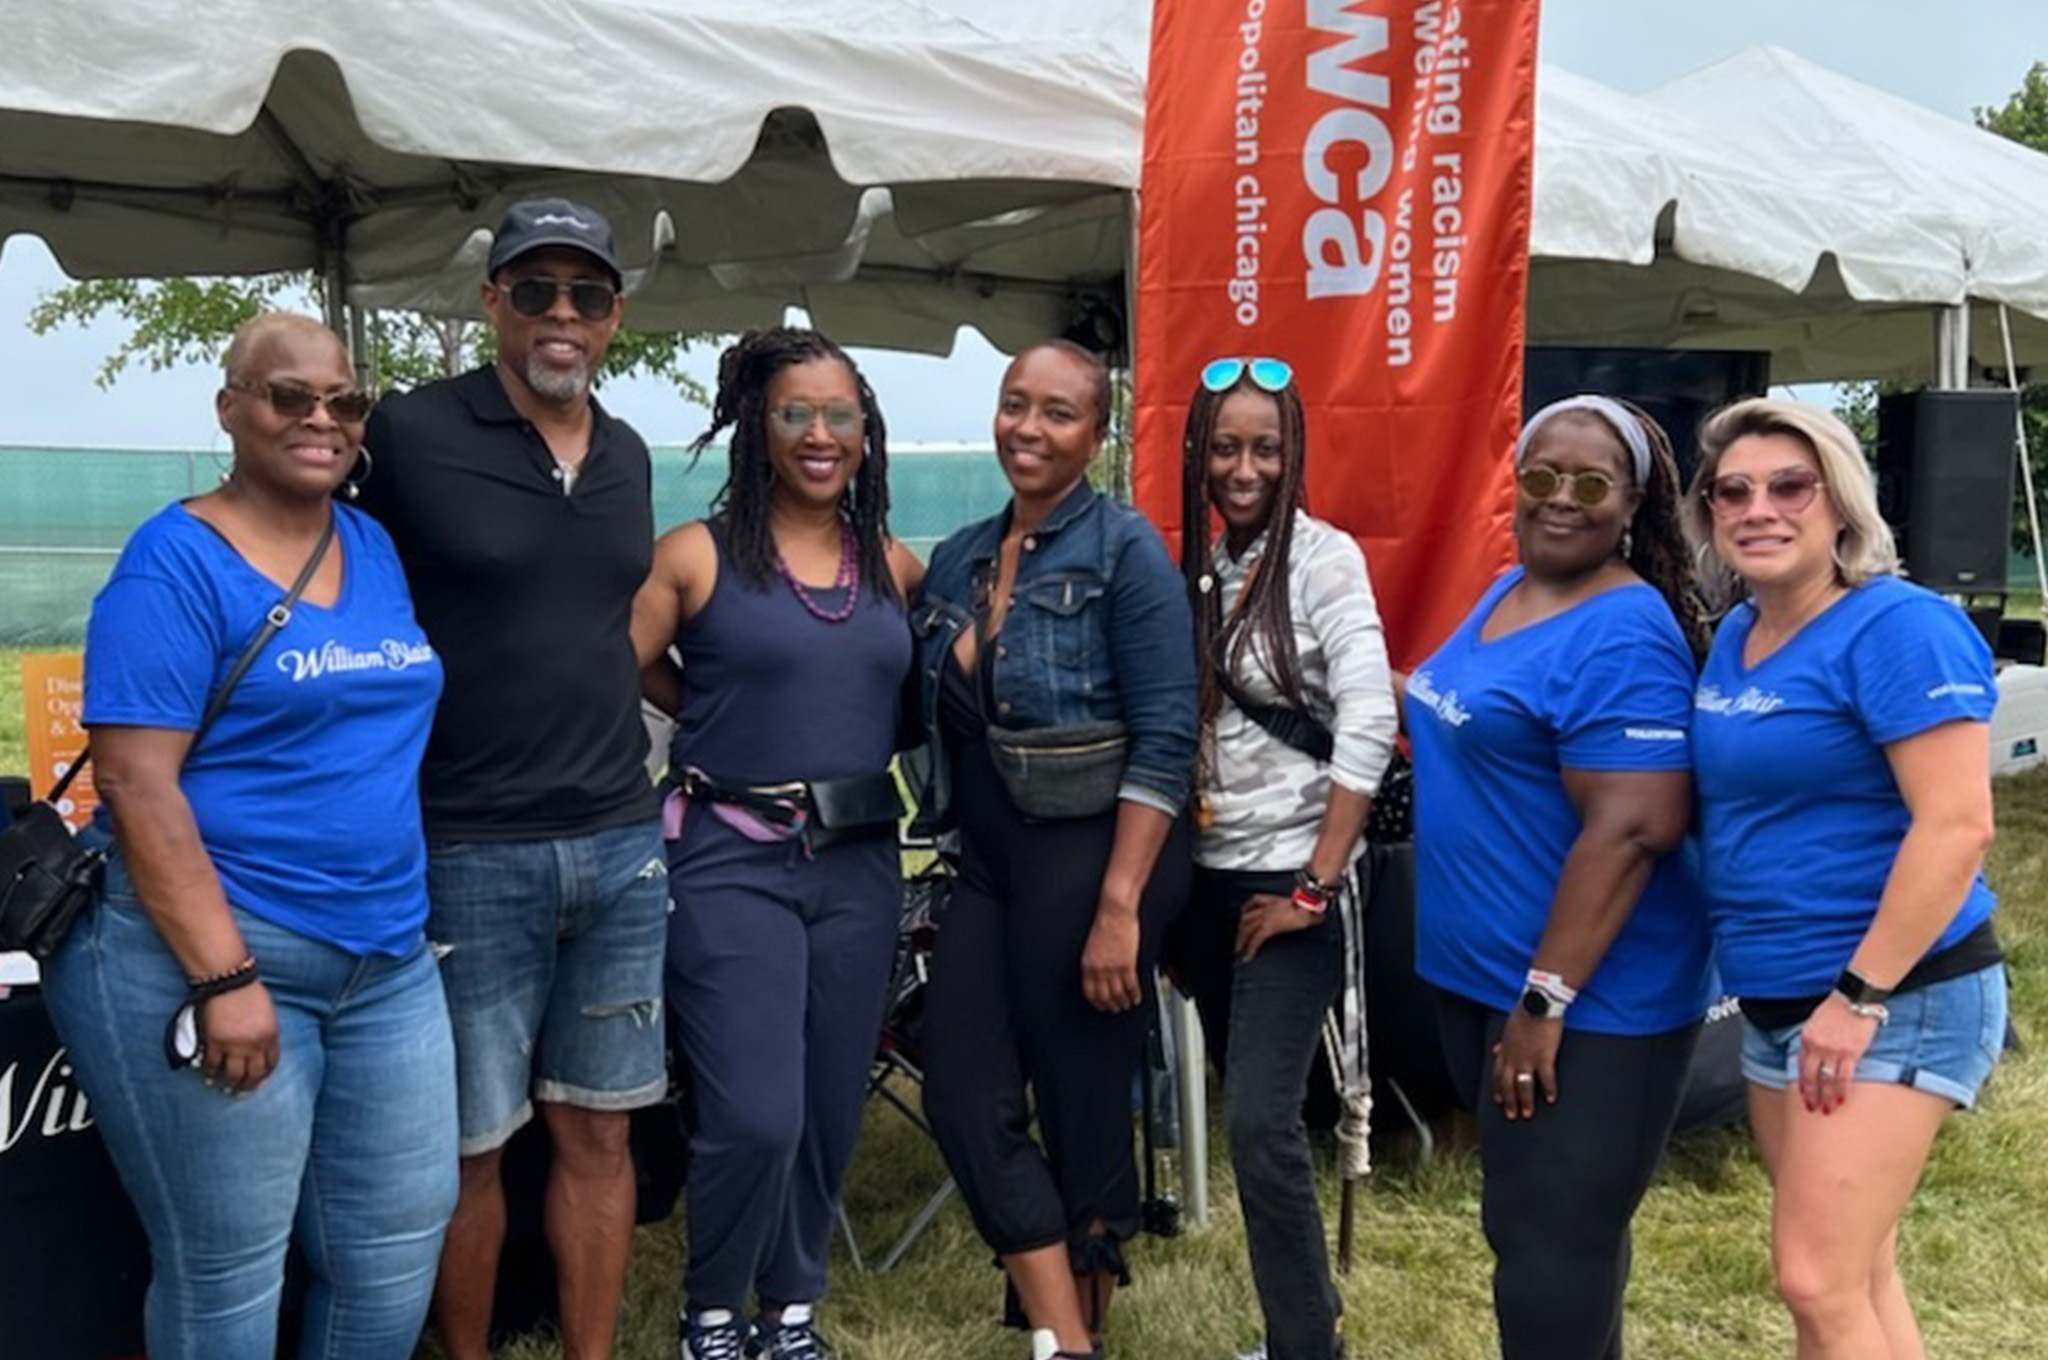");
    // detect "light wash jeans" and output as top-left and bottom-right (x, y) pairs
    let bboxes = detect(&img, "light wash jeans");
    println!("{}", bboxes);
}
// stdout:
(42, 856), (458, 1360)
